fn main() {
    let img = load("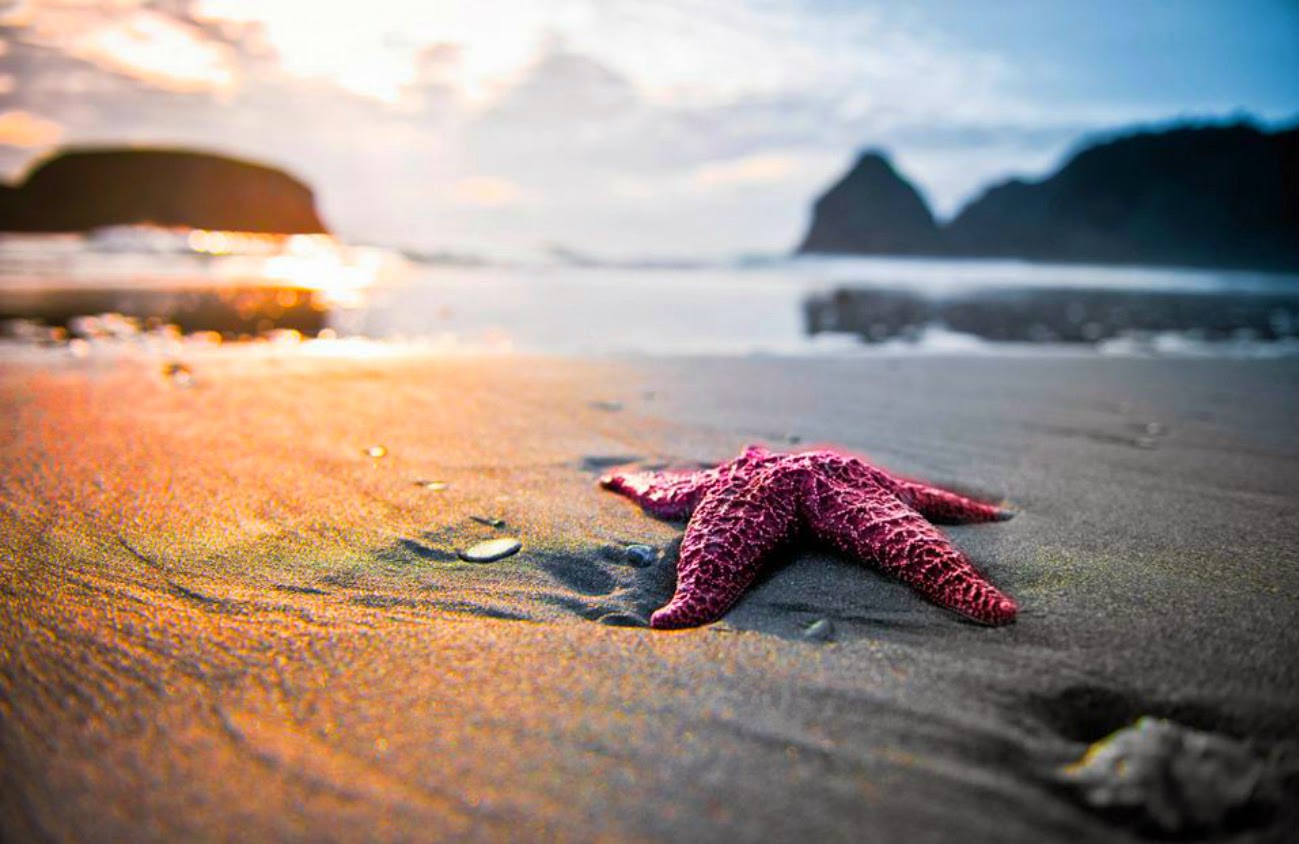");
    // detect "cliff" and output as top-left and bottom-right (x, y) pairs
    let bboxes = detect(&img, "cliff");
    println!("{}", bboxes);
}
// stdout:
(0, 148), (328, 234)
(796, 151), (942, 255)
(797, 122), (1299, 272)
